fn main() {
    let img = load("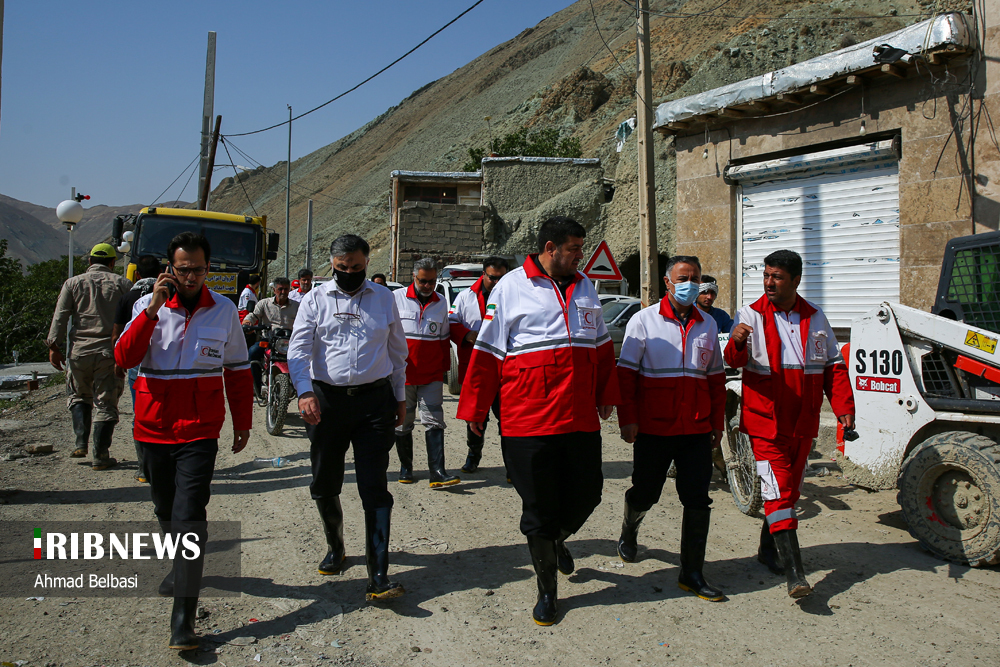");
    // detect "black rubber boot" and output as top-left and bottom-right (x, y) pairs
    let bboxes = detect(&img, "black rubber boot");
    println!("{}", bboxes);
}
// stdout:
(617, 500), (647, 563)
(168, 597), (199, 650)
(316, 497), (346, 575)
(757, 520), (784, 575)
(773, 529), (812, 598)
(69, 403), (92, 458)
(676, 508), (725, 602)
(91, 421), (118, 470)
(461, 423), (484, 473)
(426, 429), (459, 488)
(526, 536), (559, 626)
(364, 508), (404, 601)
(555, 529), (574, 575)
(395, 433), (415, 484)
(157, 522), (174, 596)
(134, 439), (148, 482)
